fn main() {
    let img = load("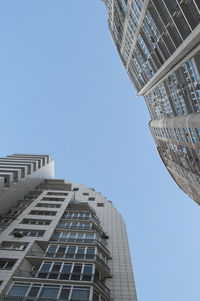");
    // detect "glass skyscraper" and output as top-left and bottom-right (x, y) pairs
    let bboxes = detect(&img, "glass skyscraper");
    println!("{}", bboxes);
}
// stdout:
(103, 0), (200, 204)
